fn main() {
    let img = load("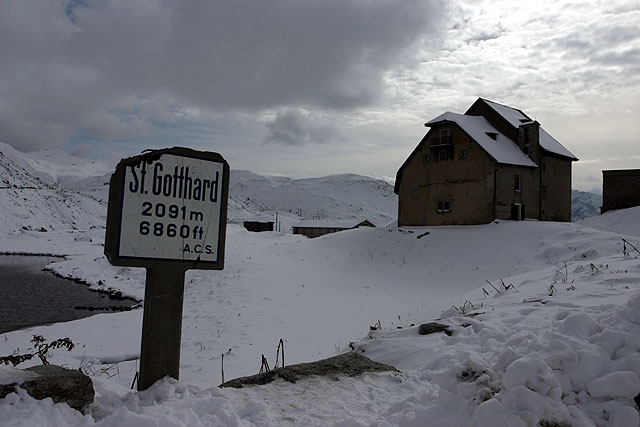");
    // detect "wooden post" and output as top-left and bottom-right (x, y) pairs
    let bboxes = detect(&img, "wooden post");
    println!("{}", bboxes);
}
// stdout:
(138, 266), (186, 390)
